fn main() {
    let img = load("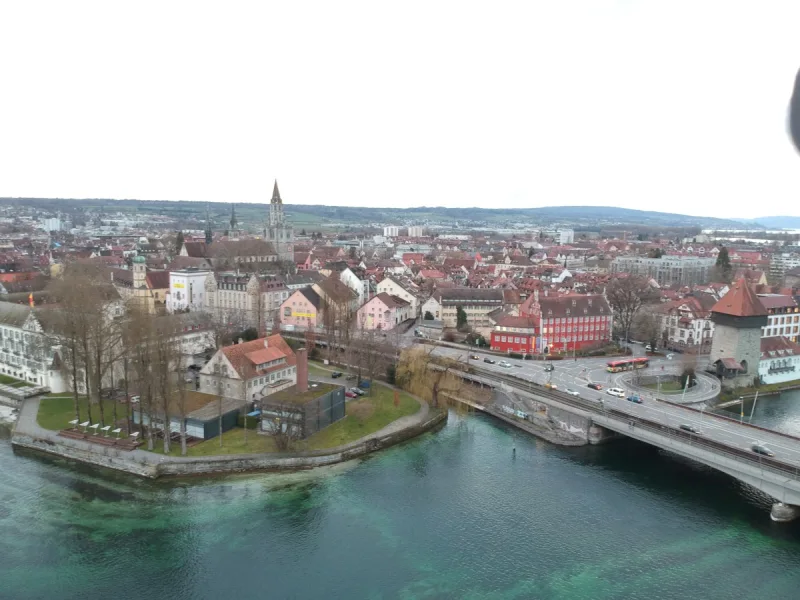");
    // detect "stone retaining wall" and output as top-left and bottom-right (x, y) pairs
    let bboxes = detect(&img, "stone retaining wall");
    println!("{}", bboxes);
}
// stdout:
(12, 411), (447, 479)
